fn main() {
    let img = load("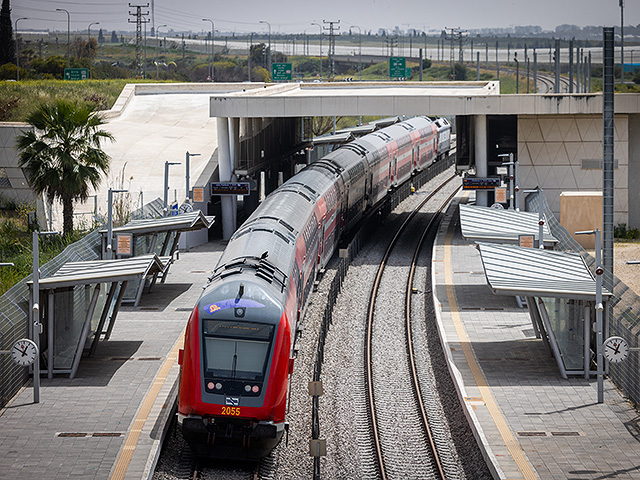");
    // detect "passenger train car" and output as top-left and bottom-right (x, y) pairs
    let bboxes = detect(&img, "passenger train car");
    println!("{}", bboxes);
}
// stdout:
(177, 116), (452, 458)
